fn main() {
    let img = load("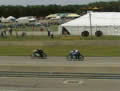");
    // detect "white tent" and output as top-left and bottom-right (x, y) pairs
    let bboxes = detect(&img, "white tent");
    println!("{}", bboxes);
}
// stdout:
(58, 12), (120, 36)
(46, 14), (57, 19)
(1, 16), (16, 23)
(16, 17), (29, 24)
(29, 18), (36, 22)
(7, 16), (16, 21)
(1, 17), (6, 22)
(66, 13), (80, 18)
